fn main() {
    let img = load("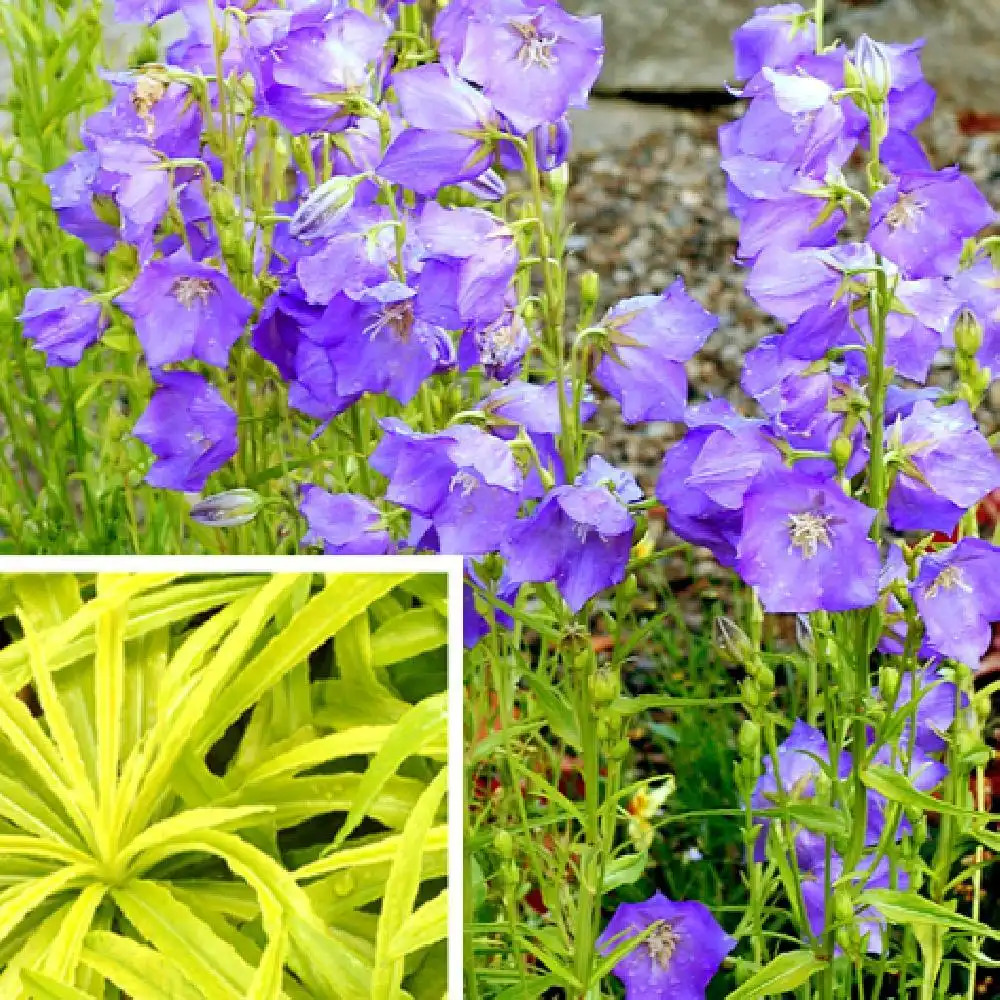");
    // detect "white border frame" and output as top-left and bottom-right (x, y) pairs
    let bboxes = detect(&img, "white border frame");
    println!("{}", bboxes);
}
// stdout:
(0, 554), (465, 997)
